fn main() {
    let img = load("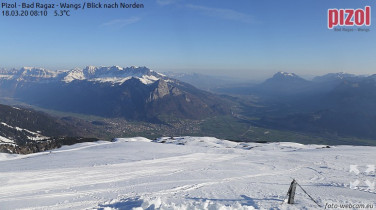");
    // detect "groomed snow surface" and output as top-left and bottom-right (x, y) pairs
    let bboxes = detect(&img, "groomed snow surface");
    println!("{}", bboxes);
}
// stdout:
(0, 137), (375, 209)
